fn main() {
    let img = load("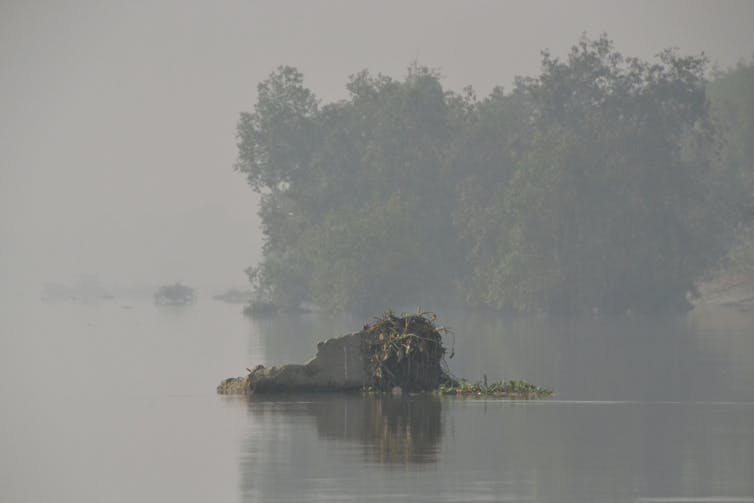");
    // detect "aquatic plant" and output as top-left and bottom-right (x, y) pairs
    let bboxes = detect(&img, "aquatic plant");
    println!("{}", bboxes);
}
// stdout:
(154, 282), (195, 305)
(436, 379), (552, 398)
